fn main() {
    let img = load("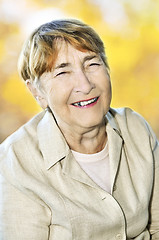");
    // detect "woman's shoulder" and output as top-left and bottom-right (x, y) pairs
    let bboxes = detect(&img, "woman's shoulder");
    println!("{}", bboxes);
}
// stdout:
(0, 111), (47, 187)
(109, 107), (149, 127)
(109, 107), (157, 148)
